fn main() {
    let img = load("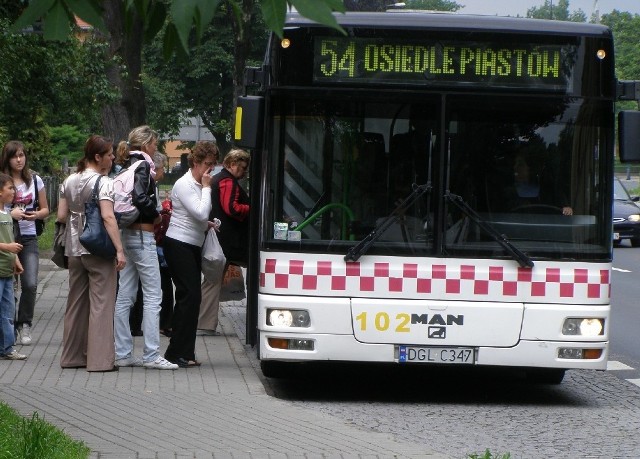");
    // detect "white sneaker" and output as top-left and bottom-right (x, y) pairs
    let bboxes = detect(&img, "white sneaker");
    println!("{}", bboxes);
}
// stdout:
(0, 350), (27, 360)
(115, 356), (143, 367)
(19, 324), (32, 345)
(143, 356), (179, 370)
